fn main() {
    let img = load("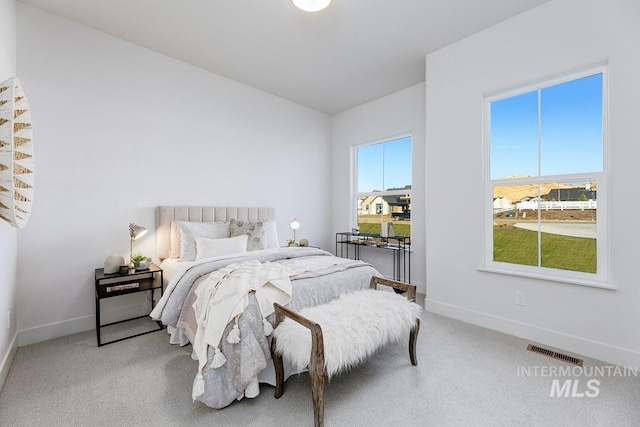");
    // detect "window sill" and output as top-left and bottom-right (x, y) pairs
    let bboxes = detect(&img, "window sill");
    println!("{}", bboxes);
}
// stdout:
(477, 265), (616, 290)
